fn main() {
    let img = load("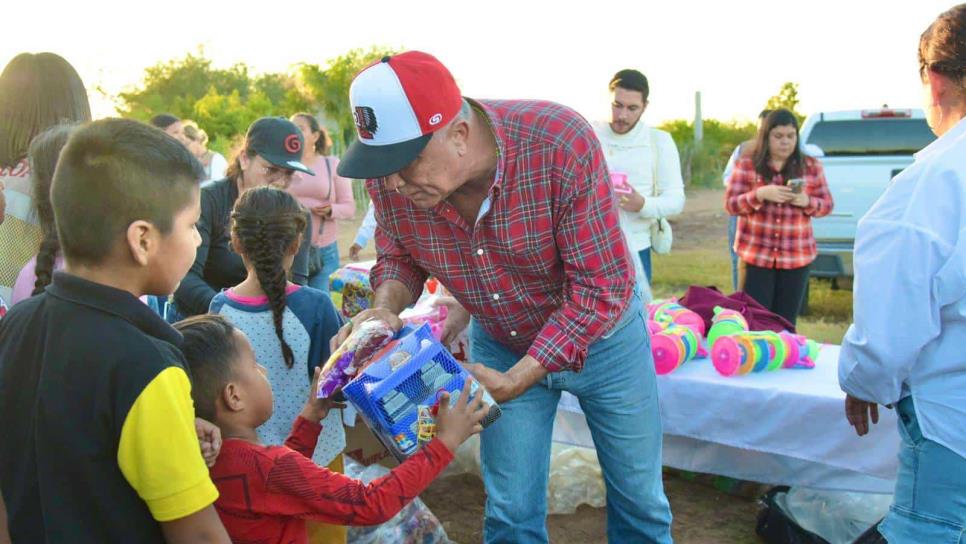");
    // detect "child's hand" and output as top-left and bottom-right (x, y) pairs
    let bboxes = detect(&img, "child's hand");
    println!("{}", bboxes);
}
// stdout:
(301, 367), (345, 423)
(194, 418), (222, 467)
(435, 379), (489, 453)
